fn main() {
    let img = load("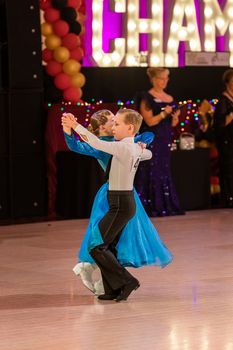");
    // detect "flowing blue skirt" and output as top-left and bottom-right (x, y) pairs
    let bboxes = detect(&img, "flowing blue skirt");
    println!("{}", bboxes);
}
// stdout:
(79, 183), (173, 268)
